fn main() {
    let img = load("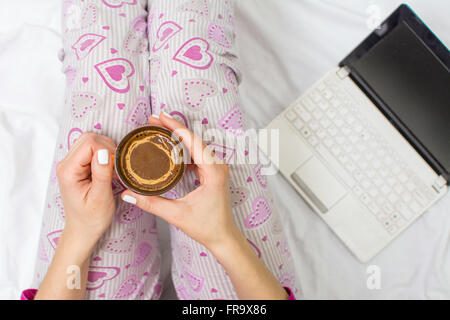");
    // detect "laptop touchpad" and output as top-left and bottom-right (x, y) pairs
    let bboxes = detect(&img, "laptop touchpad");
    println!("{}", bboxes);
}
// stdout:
(291, 156), (347, 213)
